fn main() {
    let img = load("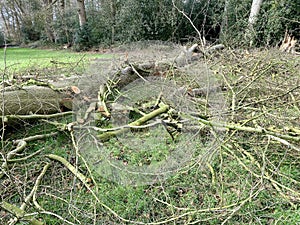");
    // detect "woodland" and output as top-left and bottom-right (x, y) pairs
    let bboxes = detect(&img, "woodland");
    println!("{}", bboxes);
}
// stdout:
(0, 0), (300, 224)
